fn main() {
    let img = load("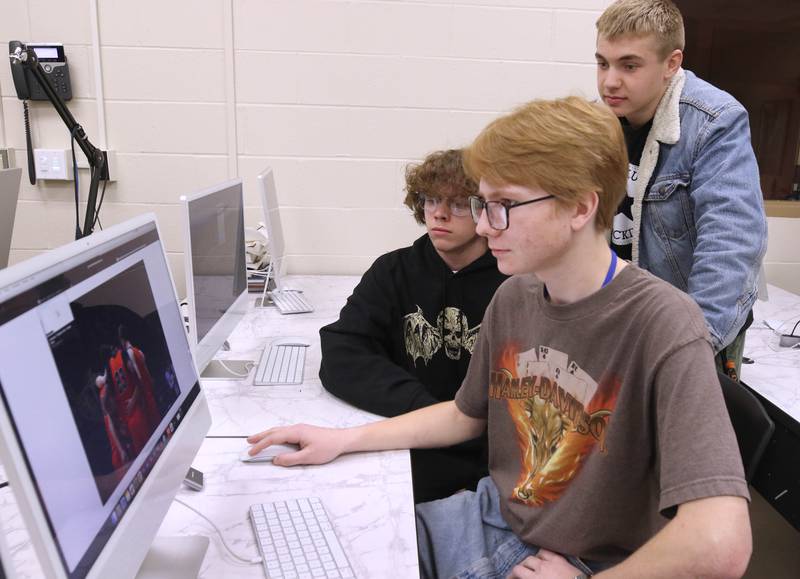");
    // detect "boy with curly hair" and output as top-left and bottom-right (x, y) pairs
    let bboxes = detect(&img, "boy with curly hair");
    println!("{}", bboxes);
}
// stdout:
(319, 148), (507, 503)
